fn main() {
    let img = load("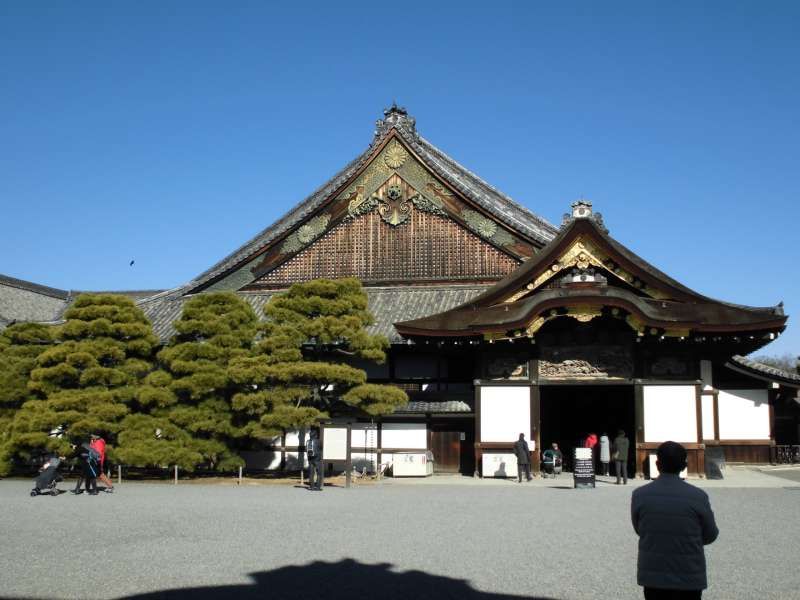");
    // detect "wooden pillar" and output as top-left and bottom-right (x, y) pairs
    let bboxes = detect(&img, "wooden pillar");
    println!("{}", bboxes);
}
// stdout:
(695, 383), (705, 478)
(345, 422), (352, 489)
(634, 382), (645, 478)
(474, 383), (482, 478)
(531, 384), (541, 476)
